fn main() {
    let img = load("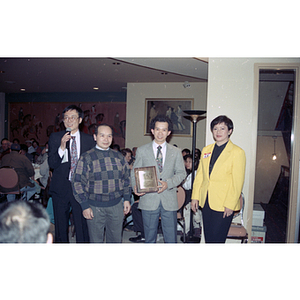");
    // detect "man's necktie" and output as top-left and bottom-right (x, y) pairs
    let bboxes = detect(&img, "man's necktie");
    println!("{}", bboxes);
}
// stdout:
(70, 136), (78, 179)
(156, 145), (163, 173)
